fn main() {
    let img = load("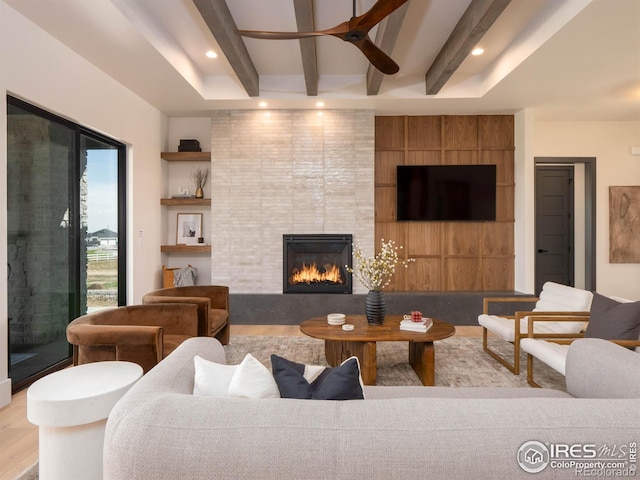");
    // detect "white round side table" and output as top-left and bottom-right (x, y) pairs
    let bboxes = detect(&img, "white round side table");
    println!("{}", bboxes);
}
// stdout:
(27, 361), (143, 480)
